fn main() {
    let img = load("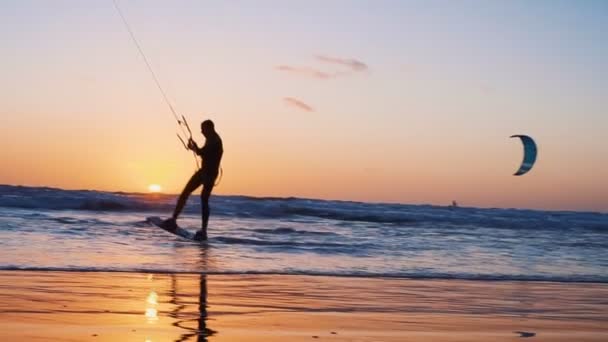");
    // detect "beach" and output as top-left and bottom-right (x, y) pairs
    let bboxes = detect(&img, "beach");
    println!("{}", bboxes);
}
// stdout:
(1, 271), (607, 341)
(1, 186), (607, 341)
